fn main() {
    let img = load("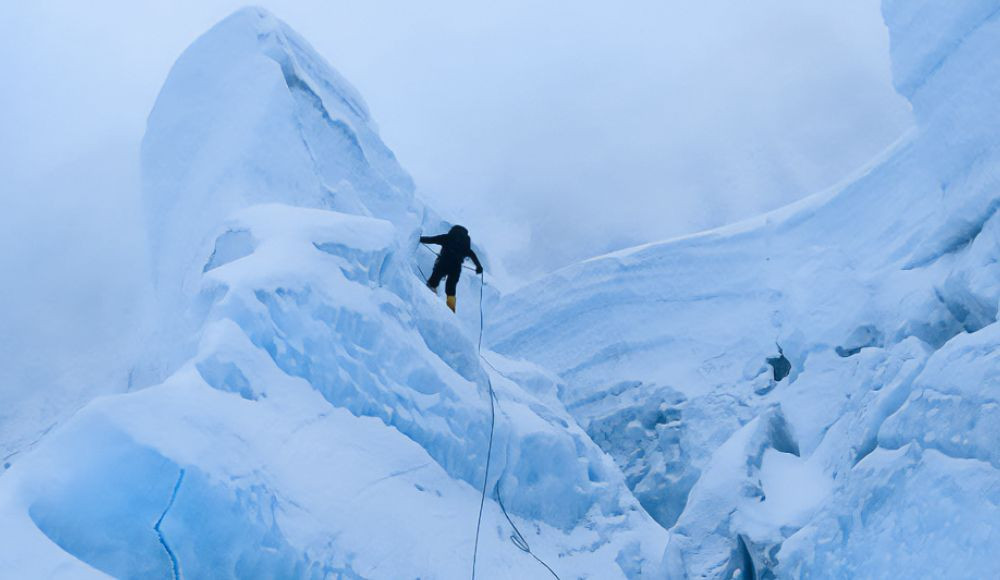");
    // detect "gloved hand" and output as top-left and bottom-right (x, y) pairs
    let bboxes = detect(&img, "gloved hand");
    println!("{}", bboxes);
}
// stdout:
(476, 265), (484, 275)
